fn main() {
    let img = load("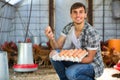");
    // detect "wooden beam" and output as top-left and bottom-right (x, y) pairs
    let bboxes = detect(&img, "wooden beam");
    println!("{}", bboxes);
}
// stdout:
(49, 0), (54, 31)
(88, 0), (93, 26)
